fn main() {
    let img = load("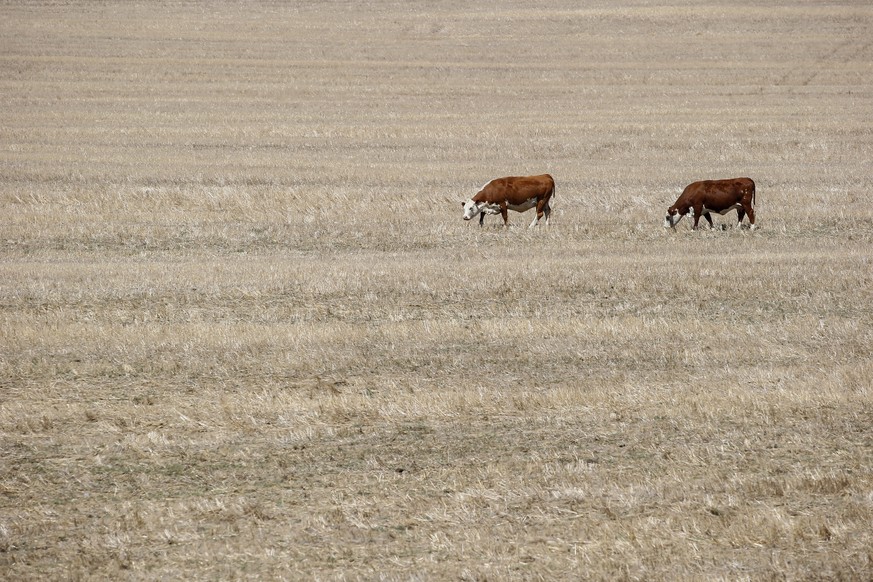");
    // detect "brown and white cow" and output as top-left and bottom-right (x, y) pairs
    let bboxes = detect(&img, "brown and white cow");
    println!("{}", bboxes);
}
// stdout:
(462, 174), (555, 228)
(664, 177), (756, 230)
